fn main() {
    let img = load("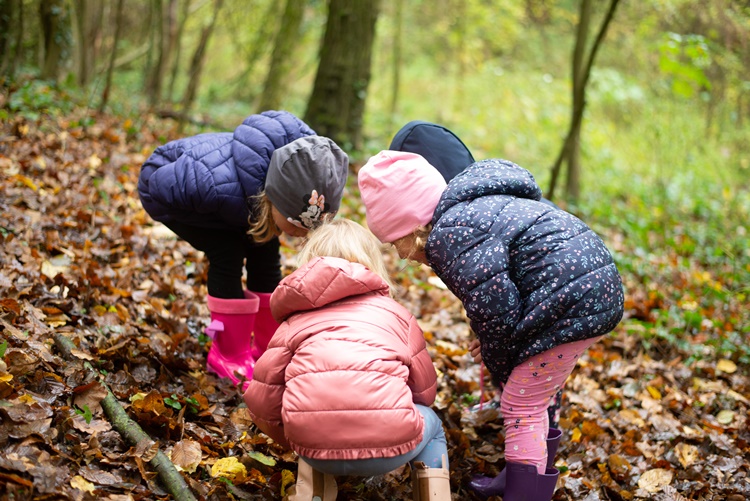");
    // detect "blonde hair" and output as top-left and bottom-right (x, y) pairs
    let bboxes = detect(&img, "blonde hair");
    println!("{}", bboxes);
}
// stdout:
(297, 219), (394, 292)
(247, 191), (281, 243)
(393, 224), (432, 261)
